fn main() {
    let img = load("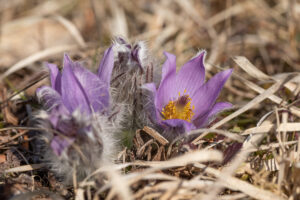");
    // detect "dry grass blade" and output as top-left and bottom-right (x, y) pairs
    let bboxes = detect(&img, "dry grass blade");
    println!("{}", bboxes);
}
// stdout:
(248, 141), (298, 152)
(194, 163), (285, 200)
(234, 56), (298, 93)
(138, 149), (222, 168)
(5, 164), (45, 173)
(219, 194), (248, 200)
(84, 150), (222, 199)
(75, 189), (85, 200)
(0, 44), (78, 81)
(105, 167), (133, 200)
(108, 0), (128, 38)
(242, 123), (300, 135)
(205, 113), (279, 200)
(81, 149), (222, 188)
(53, 15), (86, 48)
(143, 126), (169, 145)
(0, 130), (28, 145)
(0, 73), (48, 106)
(111, 150), (223, 194)
(148, 149), (223, 169)
(187, 128), (244, 142)
(233, 56), (270, 80)
(137, 173), (180, 181)
(234, 74), (300, 117)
